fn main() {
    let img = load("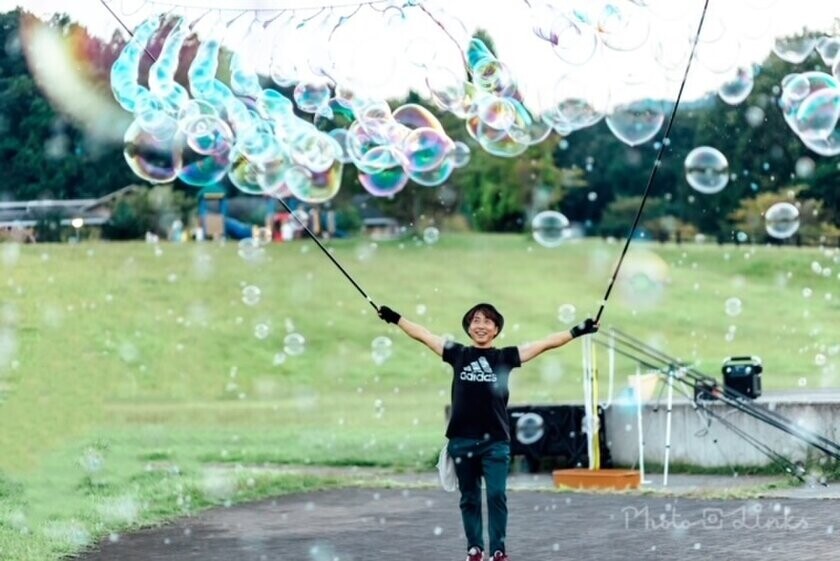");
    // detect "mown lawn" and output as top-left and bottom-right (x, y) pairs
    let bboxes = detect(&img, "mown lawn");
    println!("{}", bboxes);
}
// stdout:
(0, 234), (837, 559)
